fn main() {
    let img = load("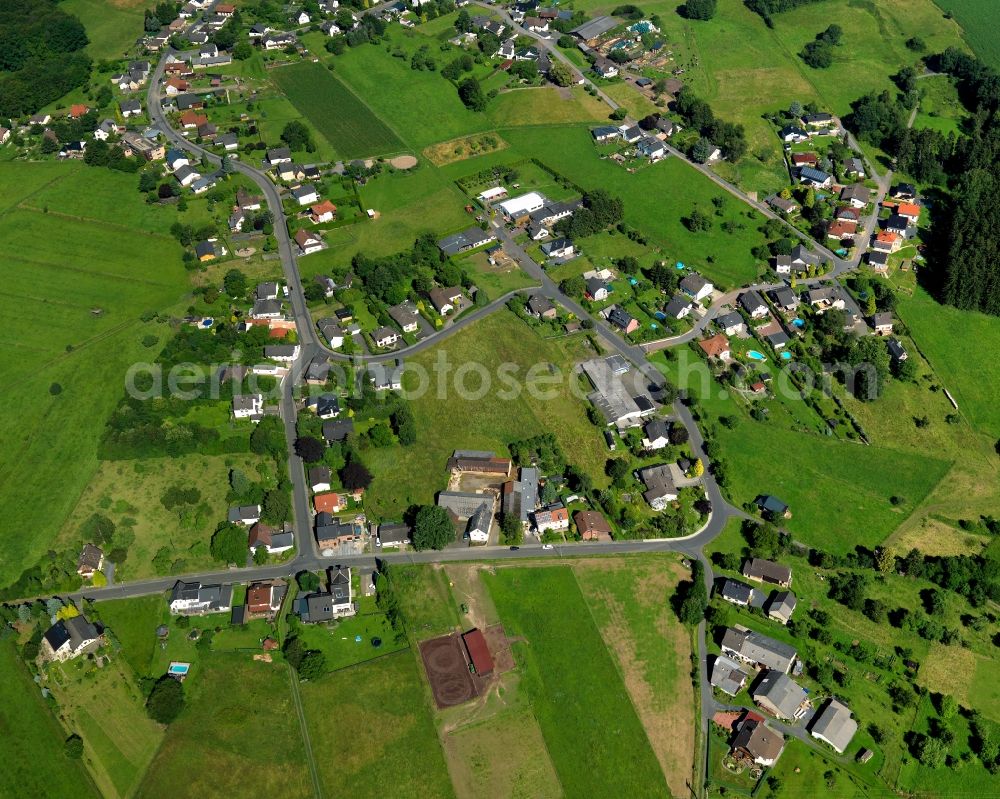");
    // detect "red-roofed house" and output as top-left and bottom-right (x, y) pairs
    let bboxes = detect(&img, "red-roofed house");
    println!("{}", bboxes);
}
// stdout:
(462, 628), (494, 676)
(247, 581), (283, 615)
(216, 3), (236, 16)
(69, 104), (89, 119)
(790, 152), (817, 167)
(826, 219), (857, 240)
(179, 110), (208, 129)
(698, 333), (731, 361)
(310, 200), (337, 224)
(873, 230), (901, 253)
(896, 202), (920, 221)
(314, 492), (345, 513)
